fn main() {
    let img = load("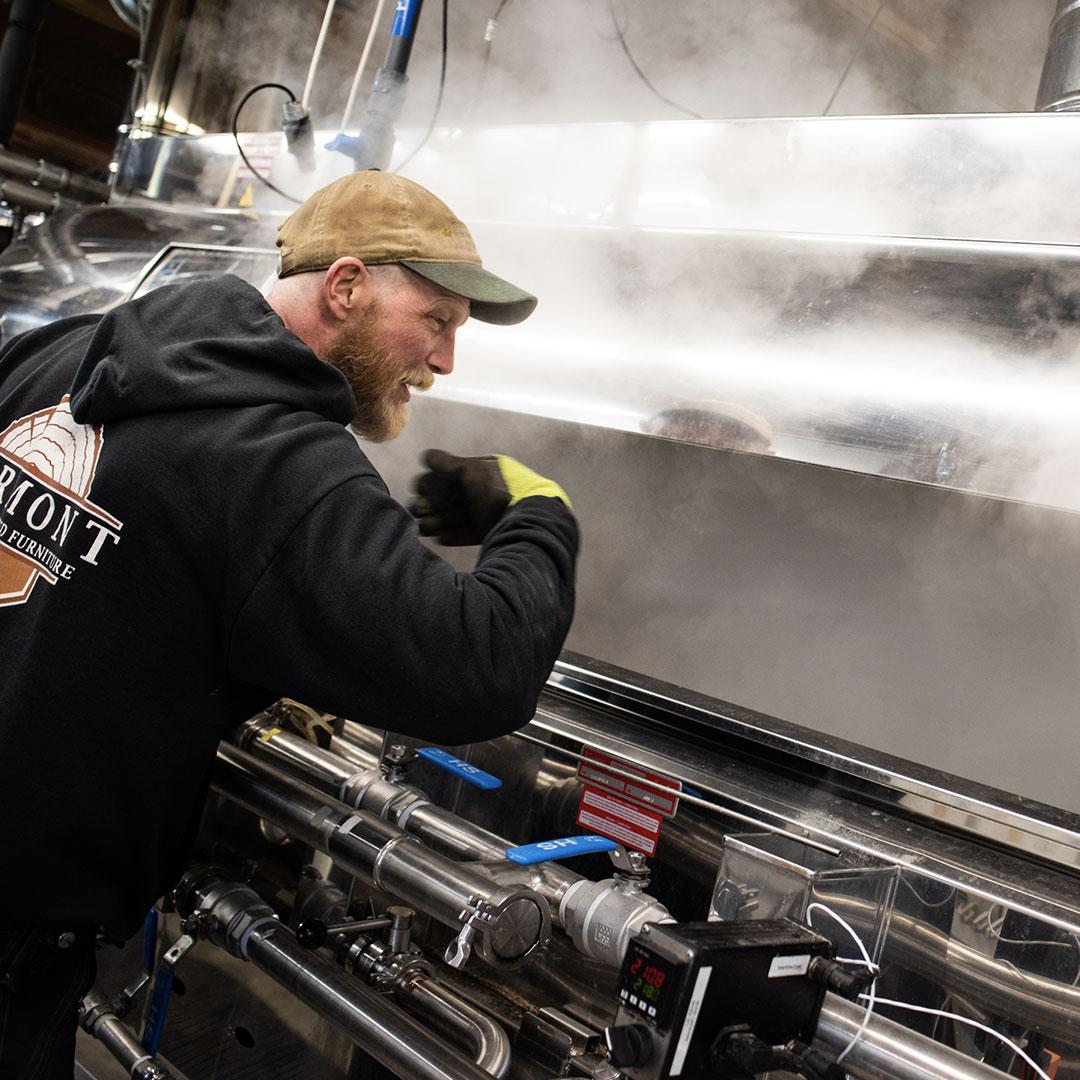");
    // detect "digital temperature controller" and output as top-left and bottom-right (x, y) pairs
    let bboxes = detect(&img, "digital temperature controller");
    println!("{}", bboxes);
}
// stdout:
(618, 939), (680, 1028)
